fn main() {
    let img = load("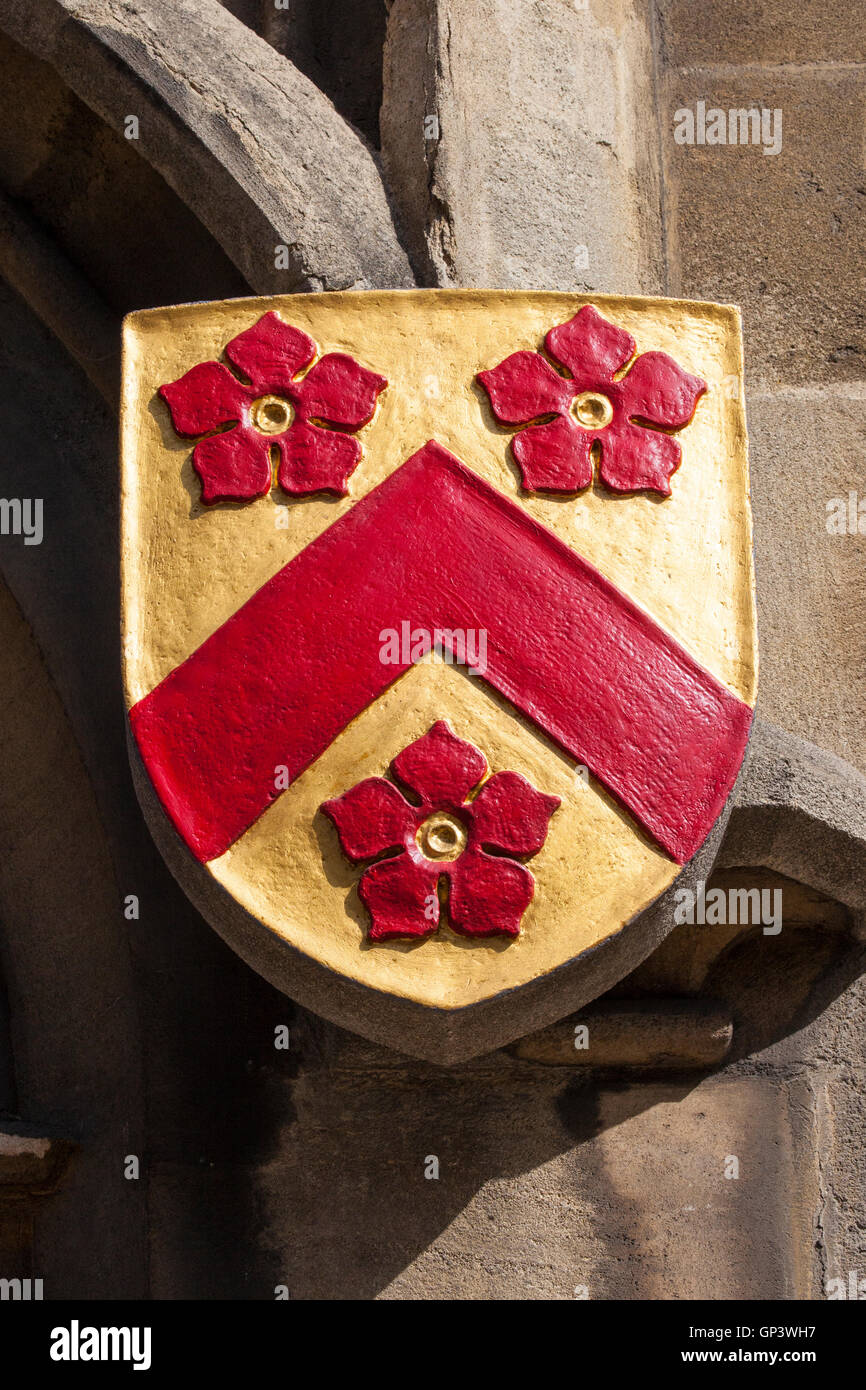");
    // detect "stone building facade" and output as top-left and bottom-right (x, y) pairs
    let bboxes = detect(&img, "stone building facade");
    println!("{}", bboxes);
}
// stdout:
(0, 0), (863, 1299)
